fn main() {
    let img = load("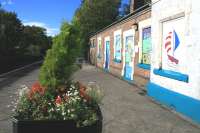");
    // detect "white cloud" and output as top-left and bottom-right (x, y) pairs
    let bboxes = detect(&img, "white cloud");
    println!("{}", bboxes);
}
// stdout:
(1, 0), (14, 6)
(23, 21), (59, 36)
